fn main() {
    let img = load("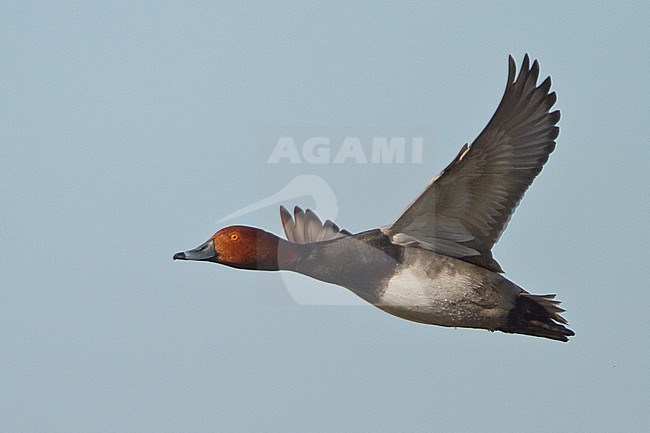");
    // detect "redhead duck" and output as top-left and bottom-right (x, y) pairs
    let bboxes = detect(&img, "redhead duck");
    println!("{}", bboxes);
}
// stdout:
(175, 55), (574, 341)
